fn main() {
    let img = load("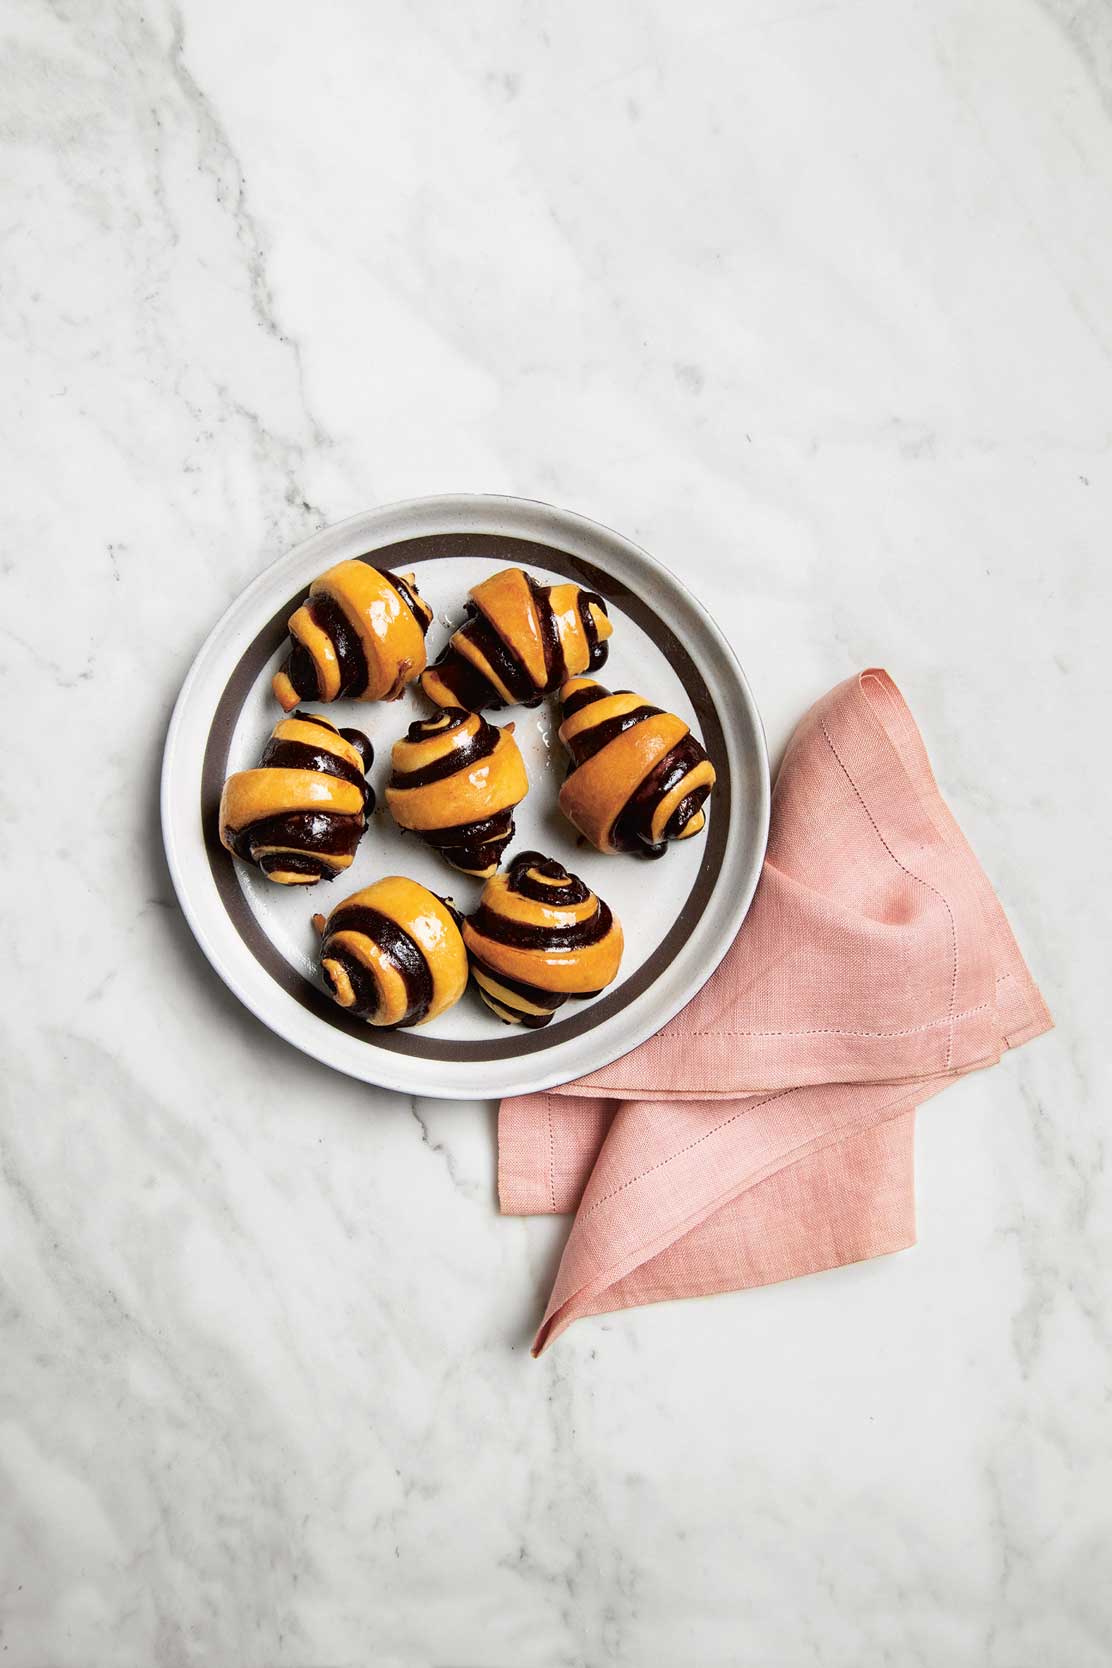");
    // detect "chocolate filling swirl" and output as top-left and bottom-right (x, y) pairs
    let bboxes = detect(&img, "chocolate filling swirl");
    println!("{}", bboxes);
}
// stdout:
(379, 568), (433, 636)
(261, 736), (374, 810)
(387, 708), (525, 875)
(321, 905), (434, 1028)
(221, 716), (374, 883)
(228, 809), (365, 881)
(609, 736), (711, 858)
(466, 851), (617, 1027)
(278, 567), (429, 703)
(417, 808), (517, 874)
(562, 704), (663, 771)
(388, 713), (501, 790)
(504, 851), (591, 908)
(470, 852), (609, 952)
(425, 573), (610, 711)
(558, 681), (714, 858)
